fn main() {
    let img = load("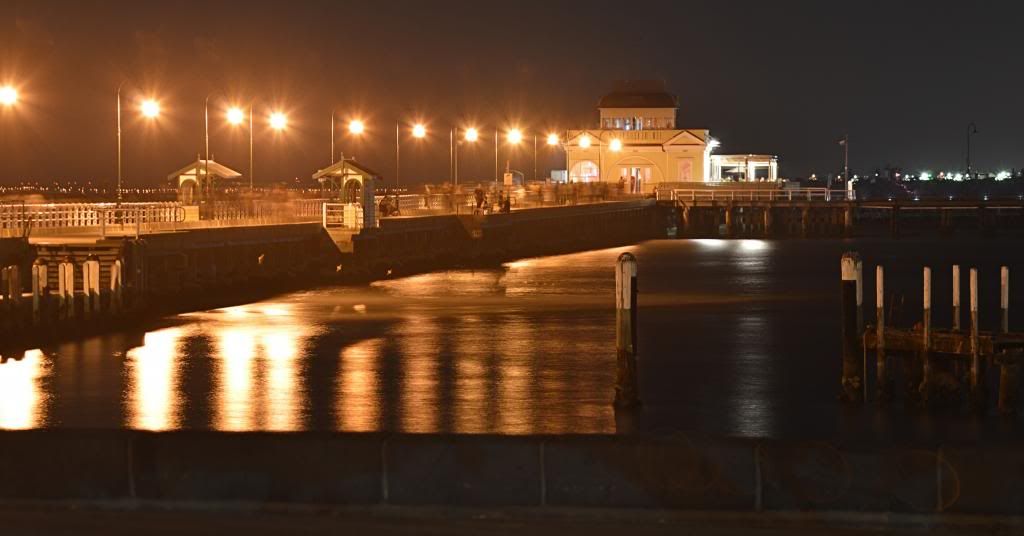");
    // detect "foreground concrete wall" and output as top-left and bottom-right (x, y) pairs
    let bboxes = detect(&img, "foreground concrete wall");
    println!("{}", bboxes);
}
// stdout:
(0, 430), (1021, 516)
